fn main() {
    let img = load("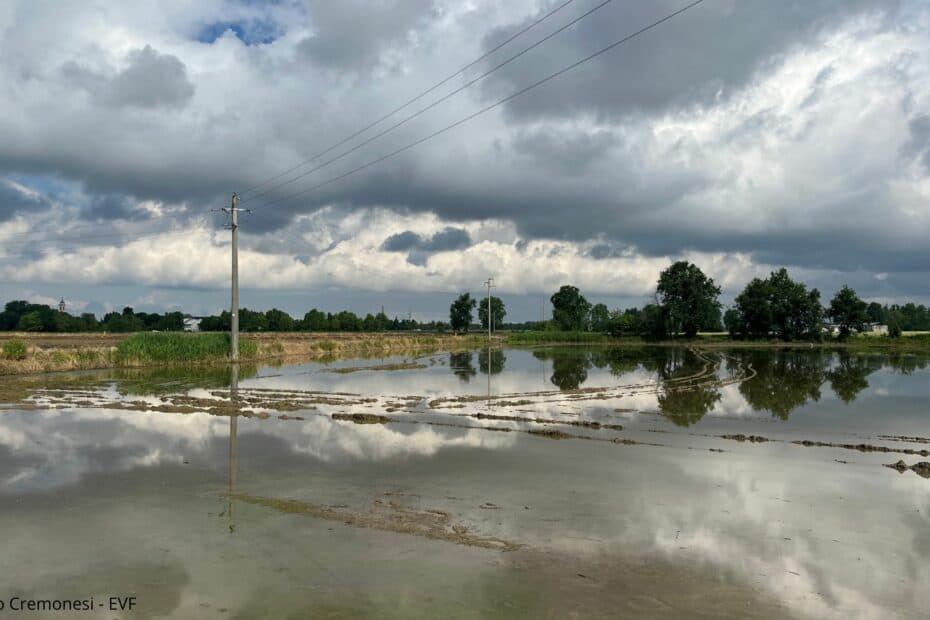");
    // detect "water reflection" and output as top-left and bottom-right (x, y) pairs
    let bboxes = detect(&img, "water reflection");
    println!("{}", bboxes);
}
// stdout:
(112, 363), (258, 396)
(226, 364), (239, 534)
(531, 350), (590, 390)
(652, 349), (722, 427)
(826, 352), (880, 404)
(649, 350), (886, 425)
(730, 350), (884, 420)
(2, 348), (930, 618)
(550, 357), (588, 390)
(735, 351), (825, 420)
(588, 348), (641, 377)
(449, 352), (477, 382)
(477, 349), (506, 375)
(884, 352), (929, 375)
